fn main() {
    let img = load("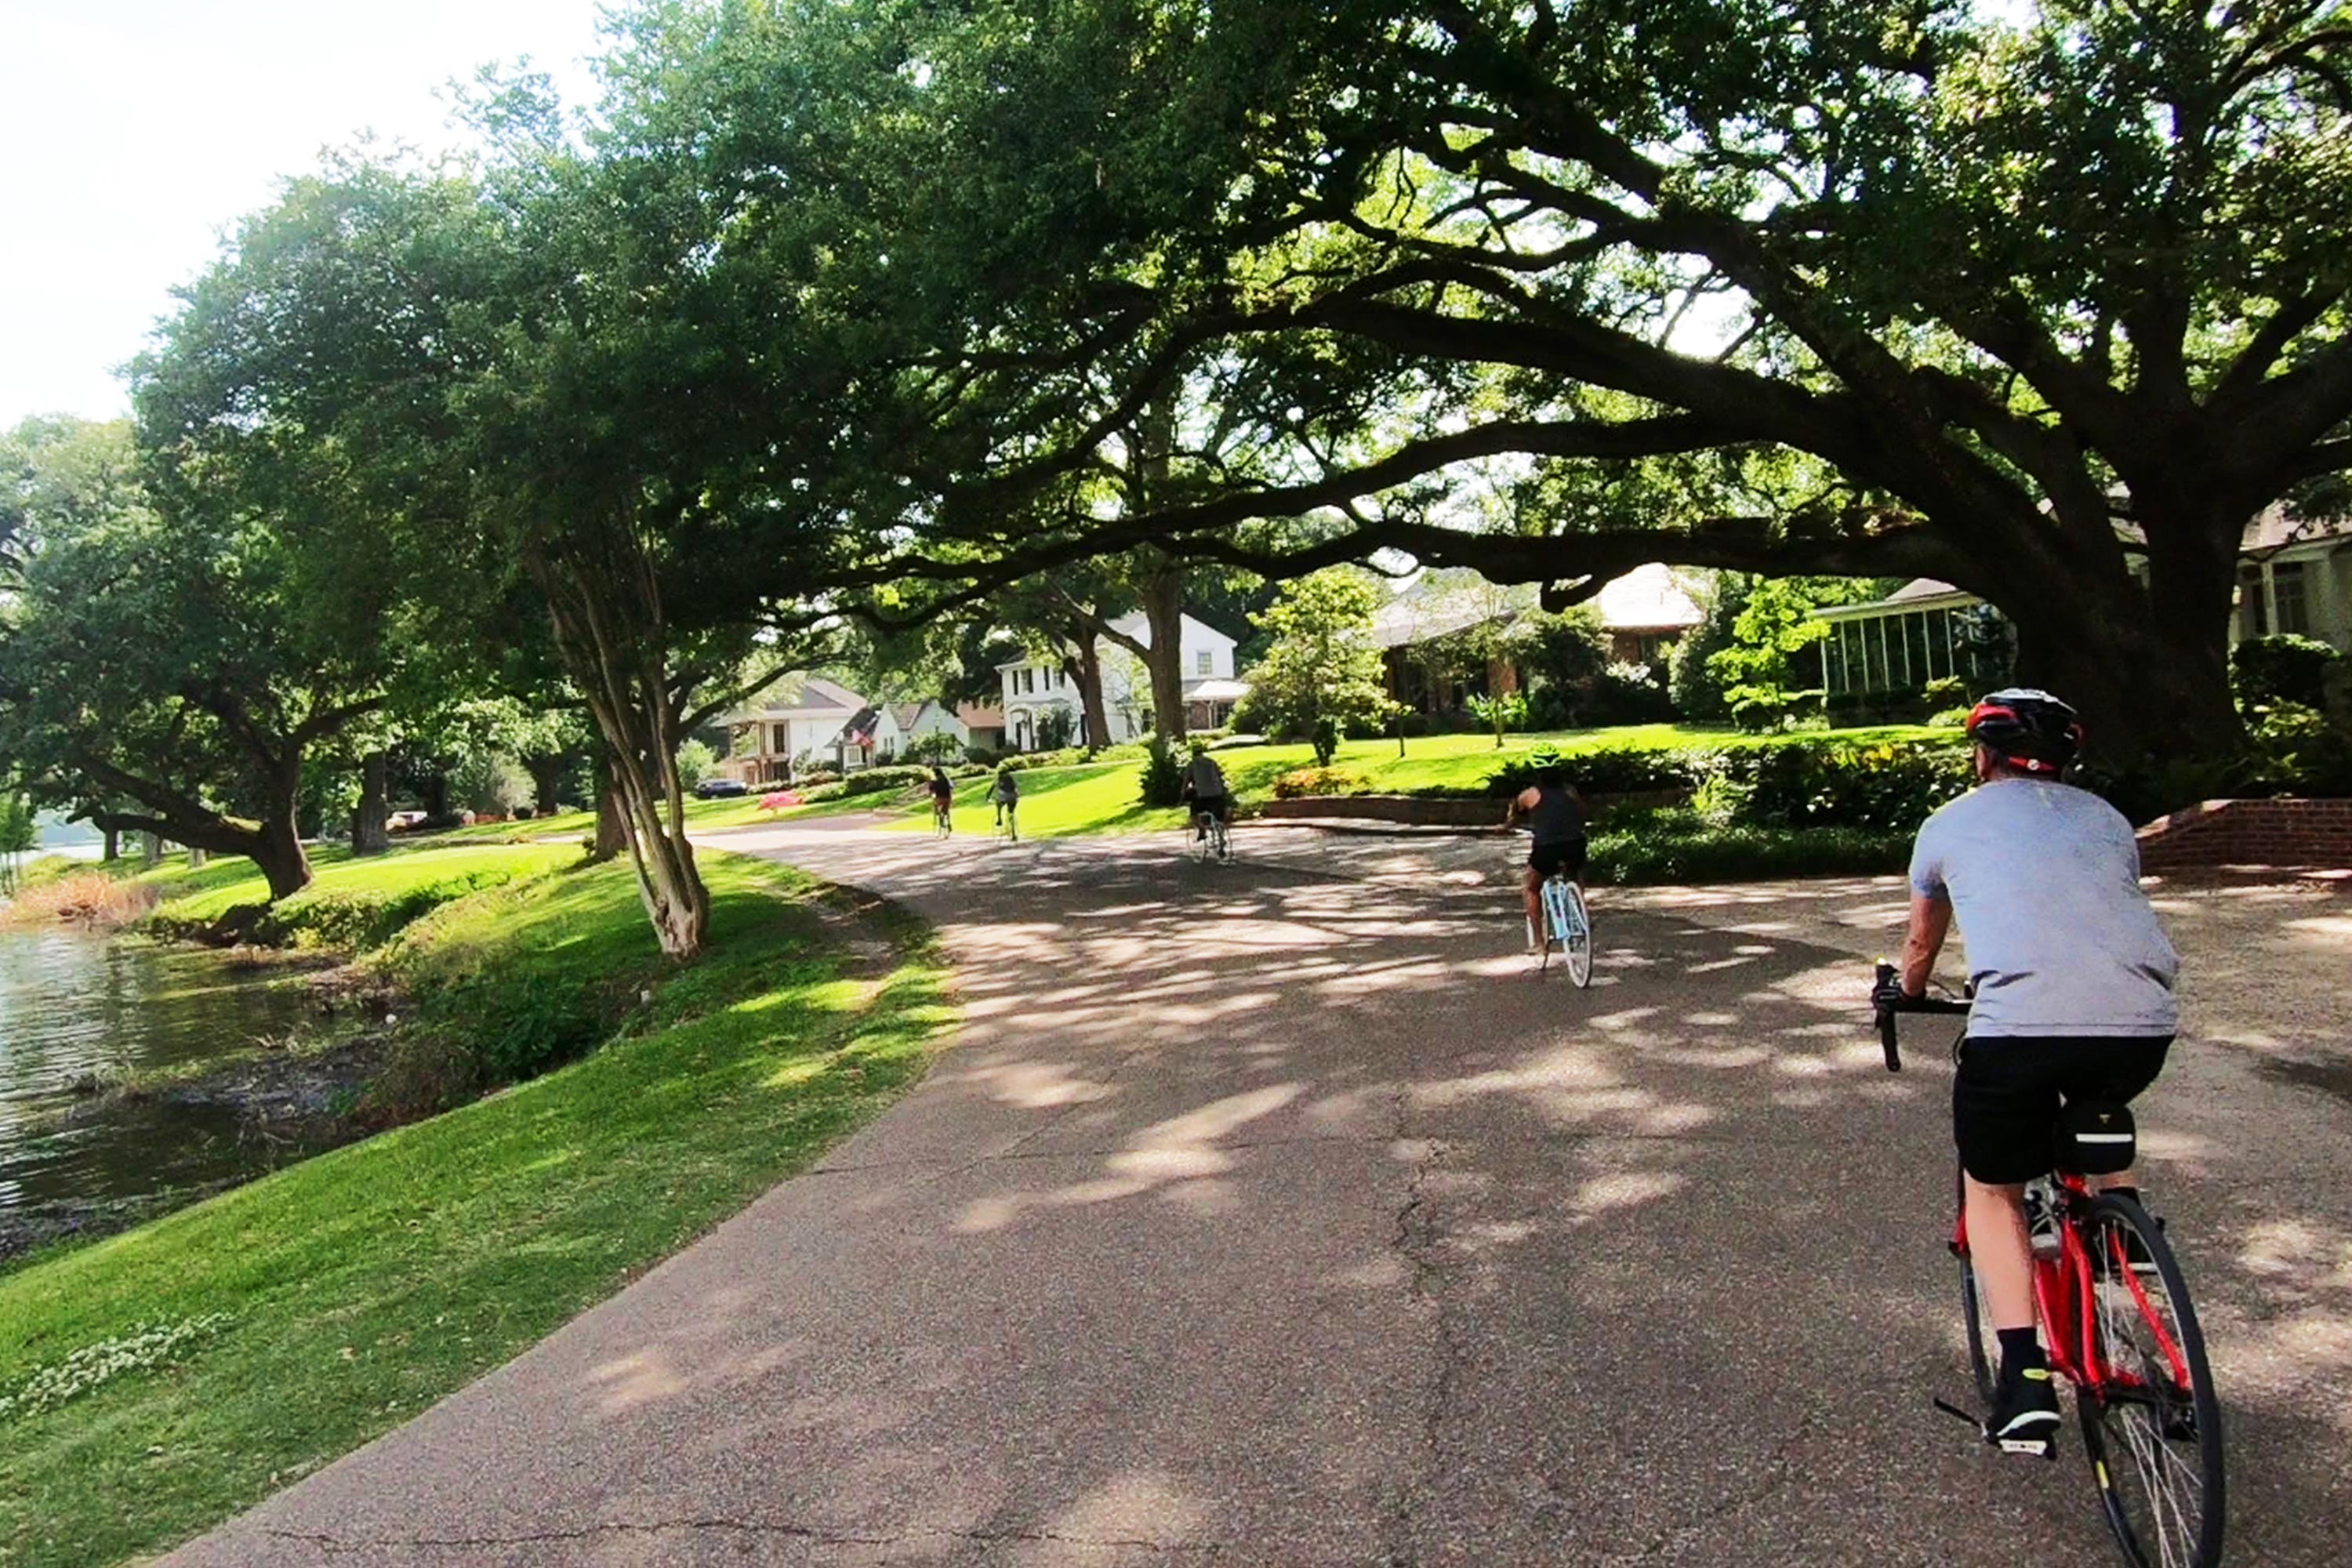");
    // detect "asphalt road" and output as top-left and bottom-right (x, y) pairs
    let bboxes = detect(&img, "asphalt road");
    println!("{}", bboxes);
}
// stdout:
(162, 822), (2352, 1566)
